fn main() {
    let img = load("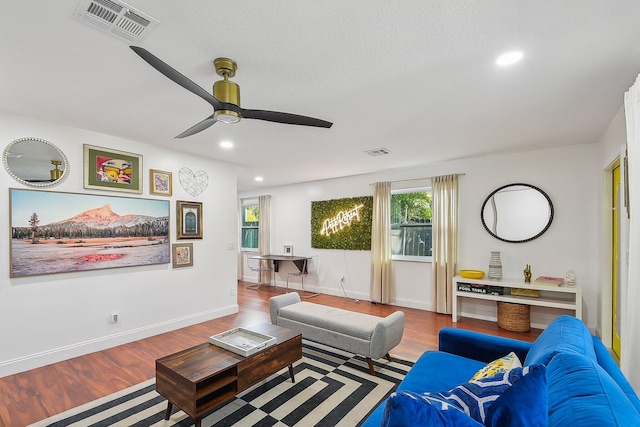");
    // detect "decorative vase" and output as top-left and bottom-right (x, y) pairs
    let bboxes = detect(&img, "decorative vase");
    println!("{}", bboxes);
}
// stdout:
(488, 251), (502, 280)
